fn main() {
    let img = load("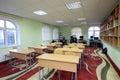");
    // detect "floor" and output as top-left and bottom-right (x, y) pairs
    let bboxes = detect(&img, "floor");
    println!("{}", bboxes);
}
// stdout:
(0, 48), (120, 80)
